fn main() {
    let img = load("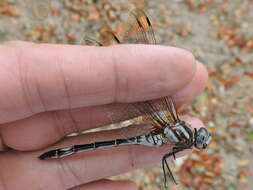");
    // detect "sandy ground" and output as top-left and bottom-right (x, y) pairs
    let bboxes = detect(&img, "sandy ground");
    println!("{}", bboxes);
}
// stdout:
(0, 0), (253, 189)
